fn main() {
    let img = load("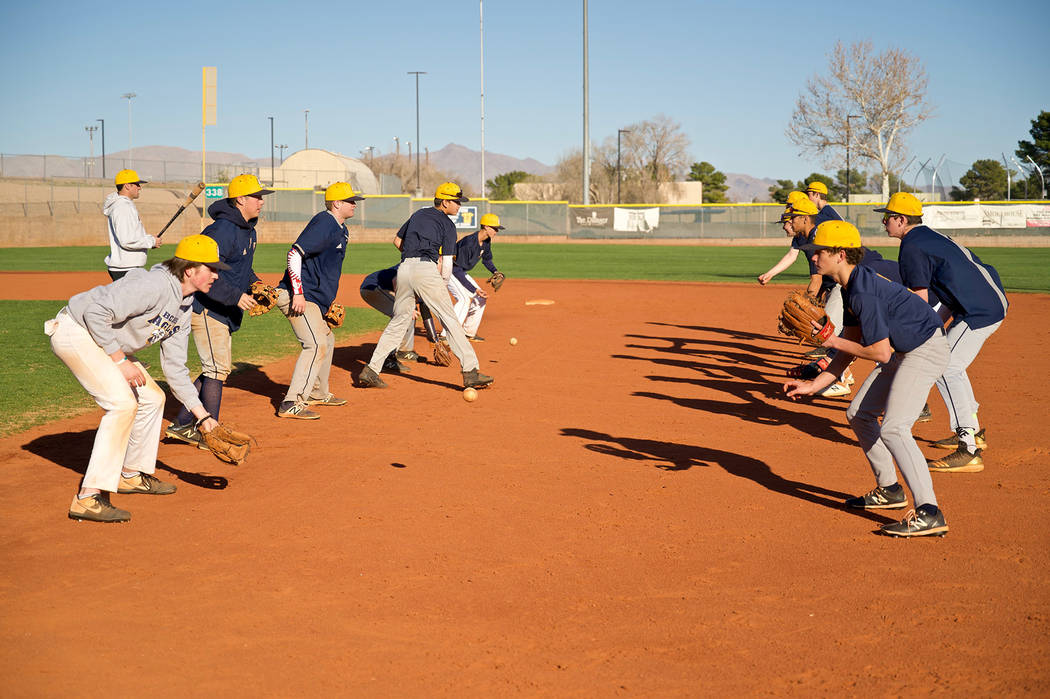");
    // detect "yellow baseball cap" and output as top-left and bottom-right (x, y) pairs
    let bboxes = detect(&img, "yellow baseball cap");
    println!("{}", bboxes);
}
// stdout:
(325, 182), (365, 202)
(789, 198), (819, 216)
(479, 213), (504, 230)
(874, 191), (923, 217)
(115, 169), (147, 186)
(774, 206), (793, 224)
(227, 174), (274, 198)
(786, 191), (807, 206)
(800, 220), (862, 254)
(805, 181), (829, 195)
(174, 234), (231, 270)
(435, 182), (469, 202)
